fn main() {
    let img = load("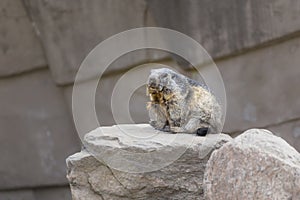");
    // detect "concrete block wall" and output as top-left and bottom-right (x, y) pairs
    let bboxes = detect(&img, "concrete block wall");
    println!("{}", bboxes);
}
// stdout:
(0, 0), (46, 76)
(0, 0), (81, 199)
(1, 0), (300, 199)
